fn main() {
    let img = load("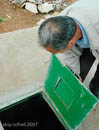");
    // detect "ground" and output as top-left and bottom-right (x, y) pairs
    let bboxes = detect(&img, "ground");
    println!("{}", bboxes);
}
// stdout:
(0, 0), (76, 34)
